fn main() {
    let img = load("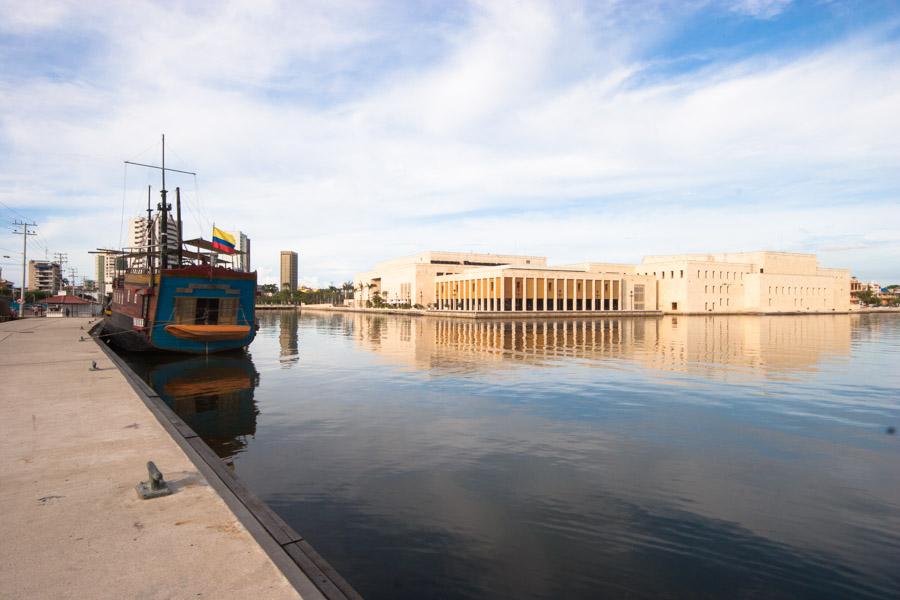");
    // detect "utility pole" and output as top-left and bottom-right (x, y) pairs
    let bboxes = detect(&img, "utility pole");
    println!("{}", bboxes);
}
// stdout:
(13, 221), (37, 317)
(54, 252), (68, 295)
(68, 267), (79, 296)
